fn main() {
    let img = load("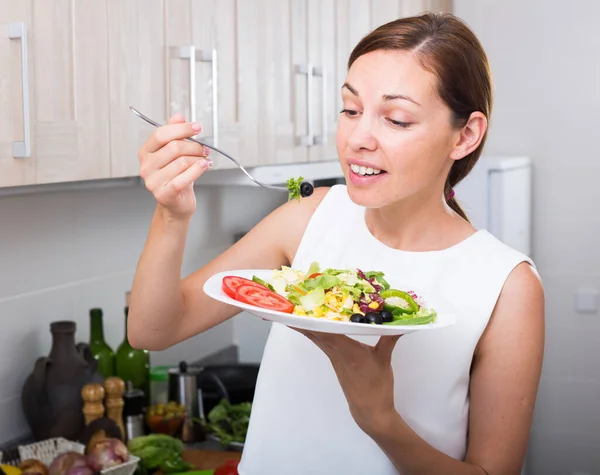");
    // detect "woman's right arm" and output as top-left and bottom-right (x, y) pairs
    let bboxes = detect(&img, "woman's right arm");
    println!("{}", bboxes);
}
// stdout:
(128, 114), (327, 350)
